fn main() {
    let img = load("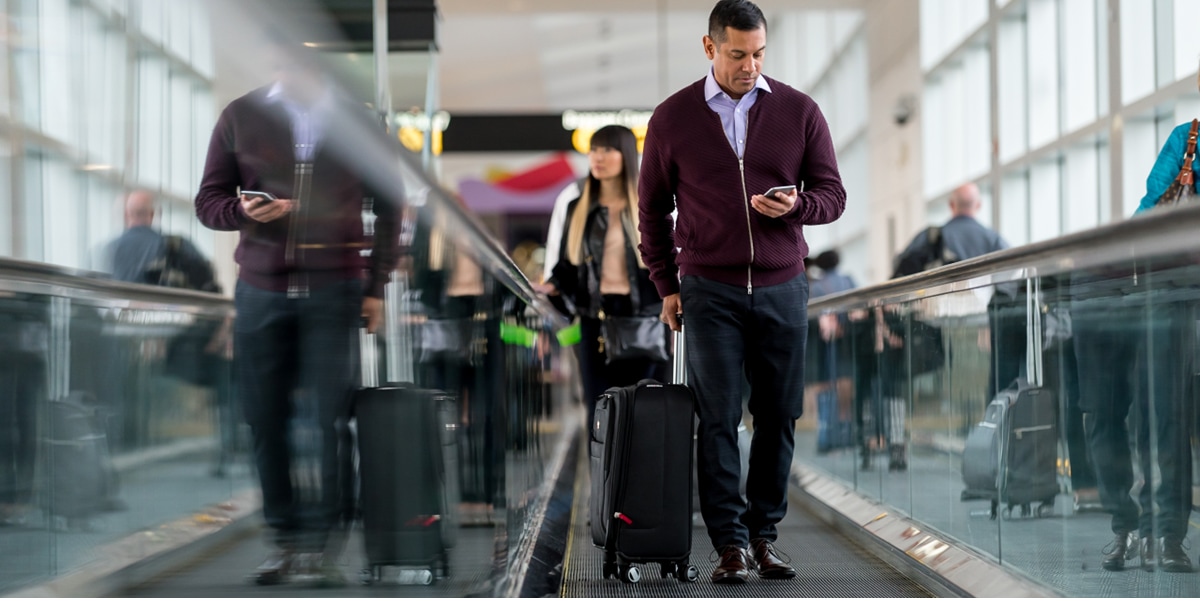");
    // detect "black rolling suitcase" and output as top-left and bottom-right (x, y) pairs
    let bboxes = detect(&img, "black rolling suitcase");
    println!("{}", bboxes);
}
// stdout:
(590, 324), (698, 584)
(961, 379), (1058, 519)
(354, 327), (458, 586)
